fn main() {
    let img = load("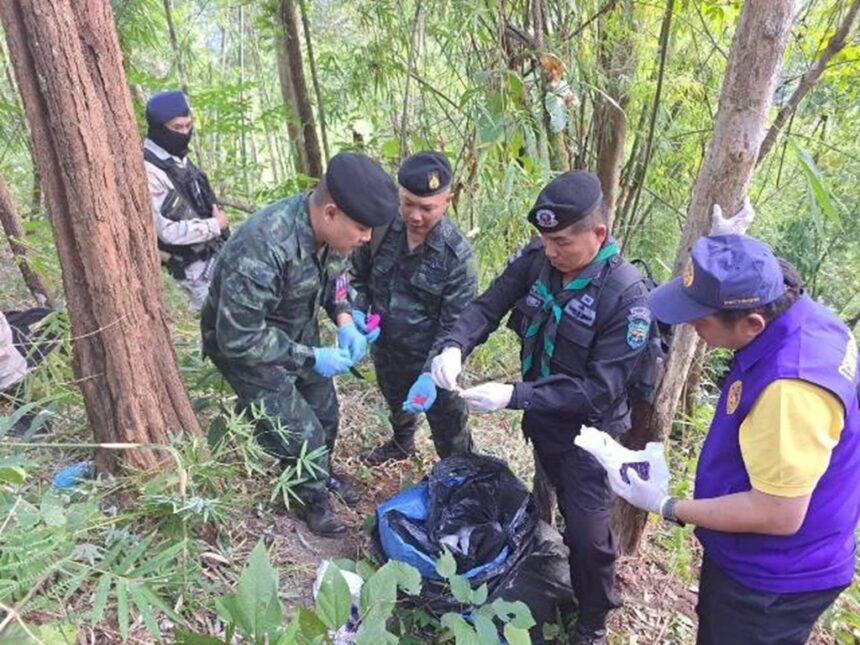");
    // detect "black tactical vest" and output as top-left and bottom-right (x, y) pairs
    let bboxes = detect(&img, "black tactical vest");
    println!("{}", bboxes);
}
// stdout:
(144, 148), (225, 275)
